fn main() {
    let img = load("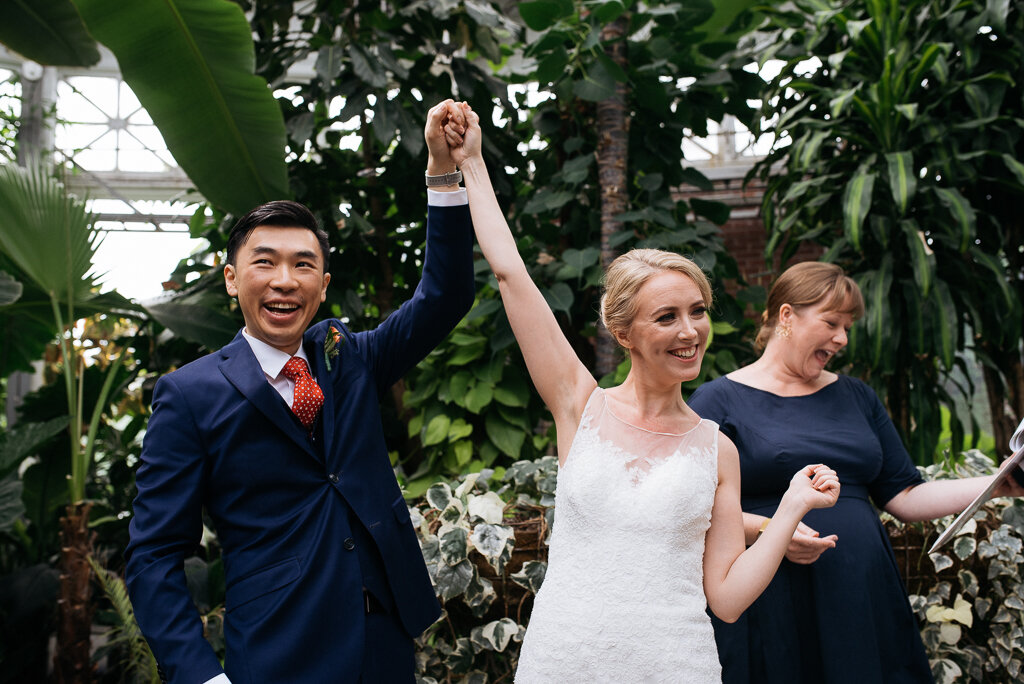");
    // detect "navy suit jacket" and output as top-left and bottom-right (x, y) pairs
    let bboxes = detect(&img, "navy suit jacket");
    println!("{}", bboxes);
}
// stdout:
(125, 204), (474, 683)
